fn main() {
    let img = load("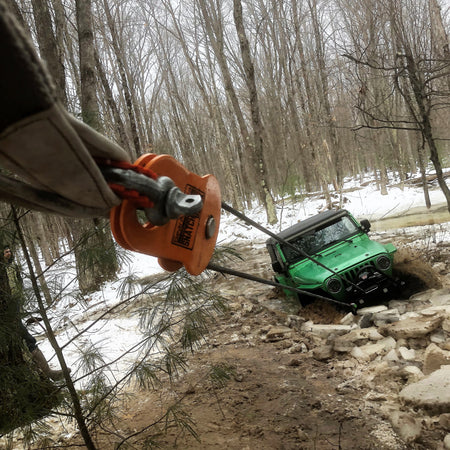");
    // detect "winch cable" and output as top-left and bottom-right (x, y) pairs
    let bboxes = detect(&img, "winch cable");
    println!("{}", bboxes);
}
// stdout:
(221, 202), (366, 295)
(100, 161), (364, 308)
(206, 262), (357, 312)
